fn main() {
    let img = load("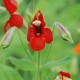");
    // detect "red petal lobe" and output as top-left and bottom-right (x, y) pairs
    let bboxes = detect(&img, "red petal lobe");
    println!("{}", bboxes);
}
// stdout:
(43, 28), (53, 44)
(4, 21), (10, 32)
(59, 71), (71, 78)
(32, 9), (46, 27)
(27, 27), (36, 41)
(3, 0), (17, 14)
(9, 14), (23, 28)
(30, 37), (45, 51)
